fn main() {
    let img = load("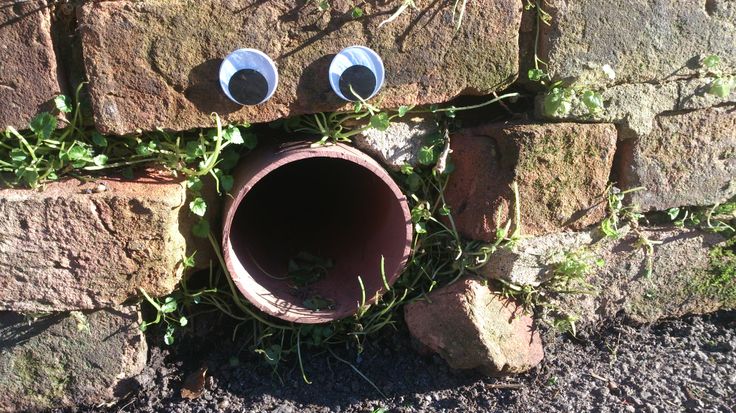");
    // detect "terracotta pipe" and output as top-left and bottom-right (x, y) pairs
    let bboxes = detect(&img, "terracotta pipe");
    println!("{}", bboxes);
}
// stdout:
(222, 142), (412, 323)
